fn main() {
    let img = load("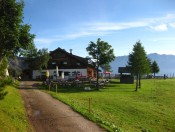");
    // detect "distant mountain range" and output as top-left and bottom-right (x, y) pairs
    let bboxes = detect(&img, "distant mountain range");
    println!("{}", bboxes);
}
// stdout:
(110, 53), (175, 76)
